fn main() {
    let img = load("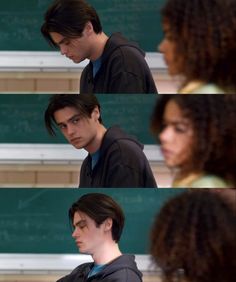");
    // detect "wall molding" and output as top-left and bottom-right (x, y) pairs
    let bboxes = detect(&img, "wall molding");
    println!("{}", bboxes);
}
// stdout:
(0, 144), (163, 164)
(0, 51), (166, 72)
(0, 254), (156, 274)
